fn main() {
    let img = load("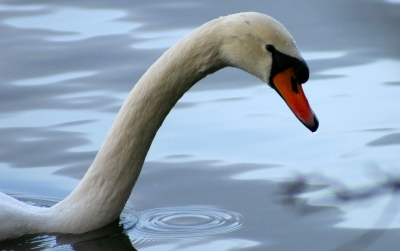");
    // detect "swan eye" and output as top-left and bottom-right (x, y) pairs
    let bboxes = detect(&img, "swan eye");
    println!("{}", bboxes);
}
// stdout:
(266, 44), (276, 52)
